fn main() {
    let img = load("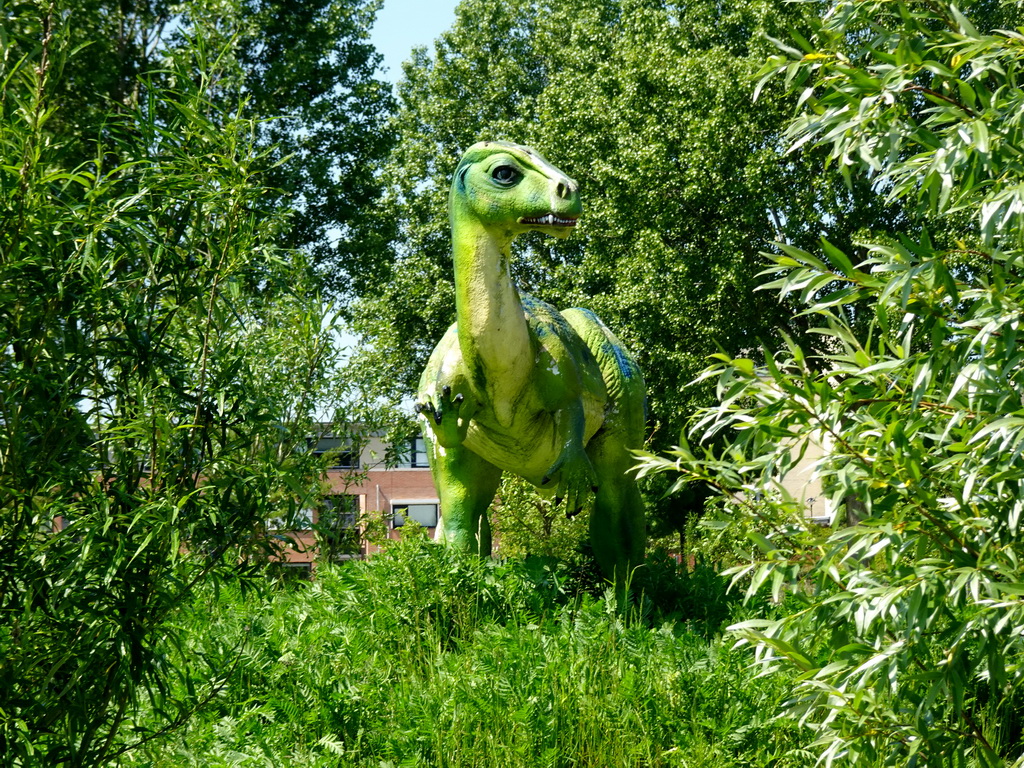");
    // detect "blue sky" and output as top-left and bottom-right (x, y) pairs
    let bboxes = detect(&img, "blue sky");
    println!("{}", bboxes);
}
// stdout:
(369, 0), (459, 83)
